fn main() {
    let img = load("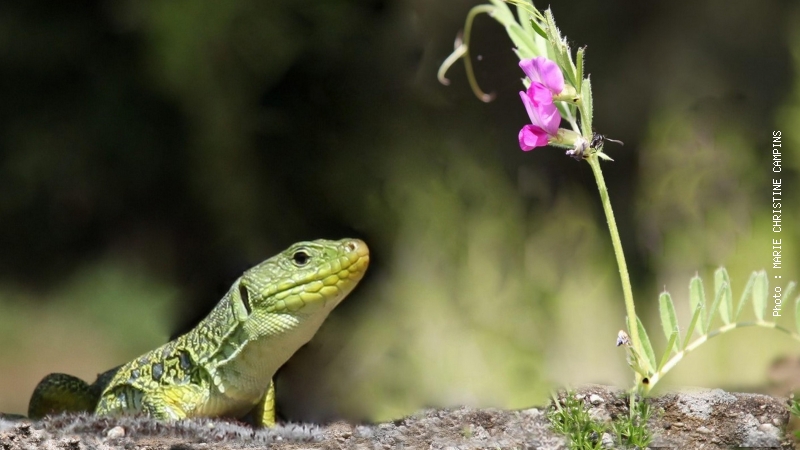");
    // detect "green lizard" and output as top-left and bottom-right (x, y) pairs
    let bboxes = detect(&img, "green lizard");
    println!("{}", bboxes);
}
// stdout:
(27, 238), (369, 426)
